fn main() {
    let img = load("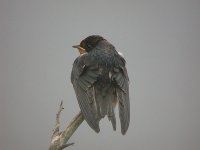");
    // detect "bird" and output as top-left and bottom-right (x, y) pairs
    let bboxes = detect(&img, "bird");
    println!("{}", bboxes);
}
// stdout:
(71, 35), (130, 135)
